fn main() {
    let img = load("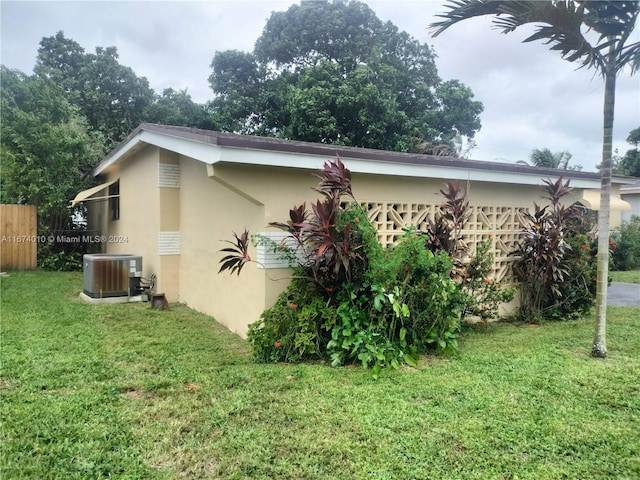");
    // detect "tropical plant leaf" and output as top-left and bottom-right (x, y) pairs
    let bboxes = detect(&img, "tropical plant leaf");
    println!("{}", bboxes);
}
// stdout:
(269, 203), (308, 247)
(218, 229), (251, 275)
(314, 155), (354, 200)
(430, 0), (640, 73)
